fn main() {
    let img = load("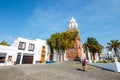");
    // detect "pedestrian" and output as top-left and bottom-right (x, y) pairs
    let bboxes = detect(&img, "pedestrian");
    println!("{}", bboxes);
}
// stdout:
(81, 58), (84, 70)
(82, 57), (87, 71)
